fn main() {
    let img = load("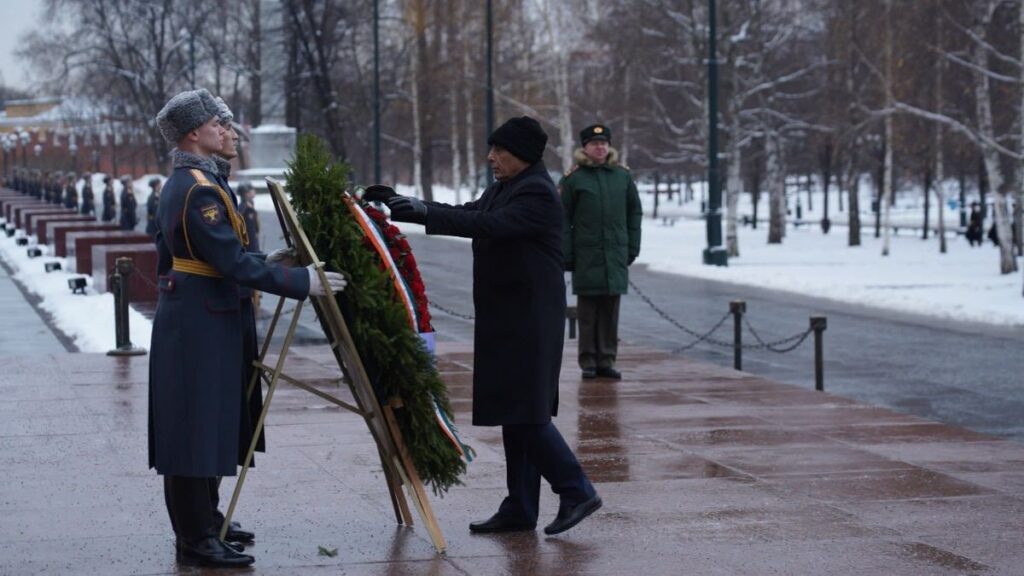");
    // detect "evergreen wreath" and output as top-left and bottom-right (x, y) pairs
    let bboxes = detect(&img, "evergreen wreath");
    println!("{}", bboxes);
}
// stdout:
(285, 134), (466, 494)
